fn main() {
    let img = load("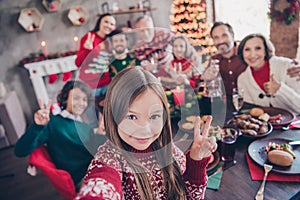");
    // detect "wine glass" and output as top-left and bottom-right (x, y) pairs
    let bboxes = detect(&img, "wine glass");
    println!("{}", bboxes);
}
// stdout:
(232, 88), (244, 115)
